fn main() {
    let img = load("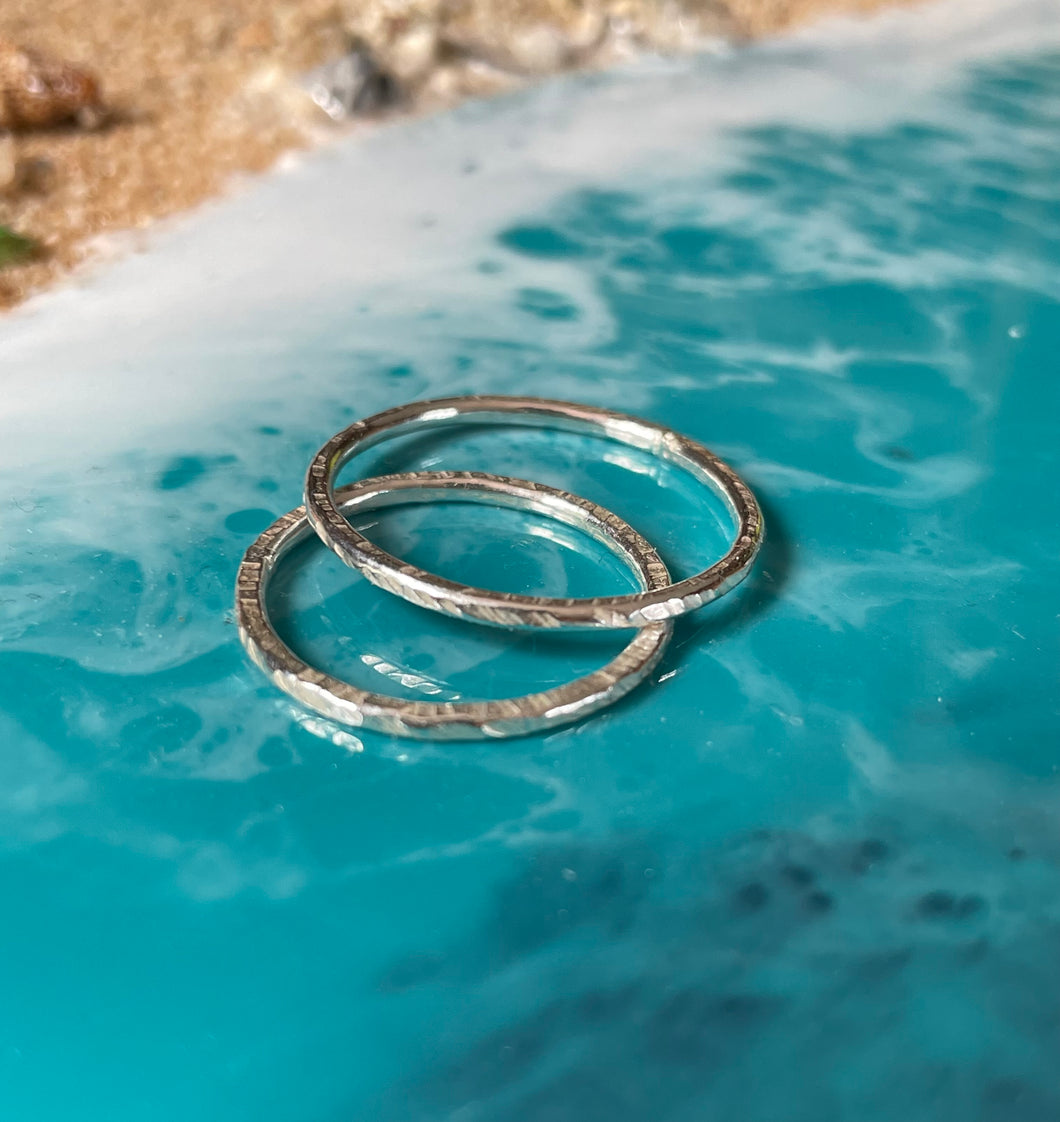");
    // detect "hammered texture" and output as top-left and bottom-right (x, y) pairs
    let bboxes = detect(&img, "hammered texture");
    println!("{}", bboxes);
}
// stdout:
(236, 472), (674, 740)
(304, 395), (764, 630)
